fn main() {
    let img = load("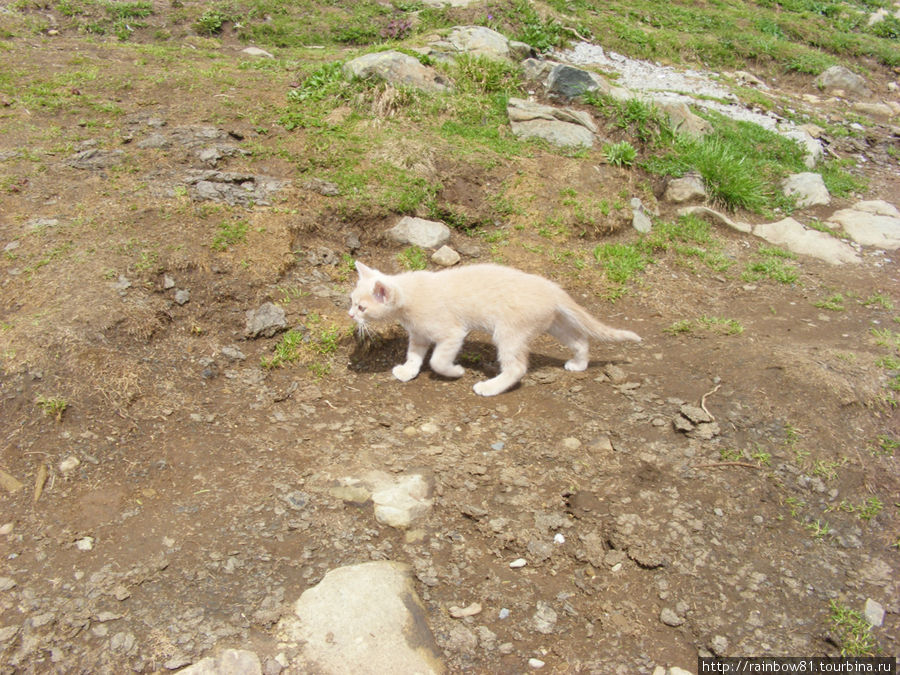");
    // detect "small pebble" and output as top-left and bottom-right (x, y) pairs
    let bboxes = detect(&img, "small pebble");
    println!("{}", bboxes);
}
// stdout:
(554, 533), (565, 544)
(509, 558), (527, 569)
(528, 658), (545, 669)
(499, 608), (510, 619)
(75, 537), (94, 551)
